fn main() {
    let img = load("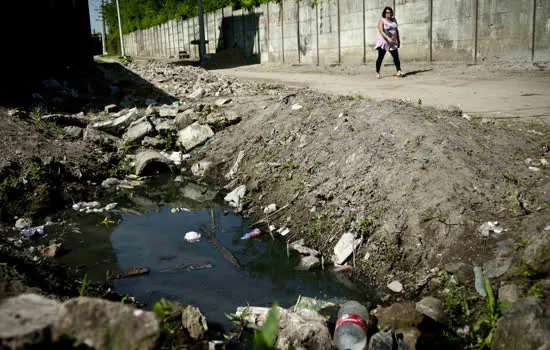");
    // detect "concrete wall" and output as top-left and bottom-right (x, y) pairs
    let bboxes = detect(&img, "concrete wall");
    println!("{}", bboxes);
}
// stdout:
(124, 0), (550, 64)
